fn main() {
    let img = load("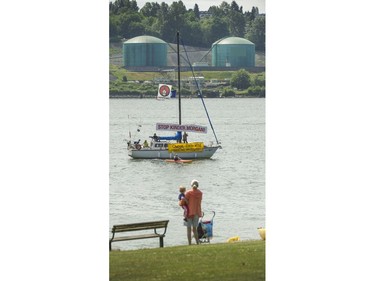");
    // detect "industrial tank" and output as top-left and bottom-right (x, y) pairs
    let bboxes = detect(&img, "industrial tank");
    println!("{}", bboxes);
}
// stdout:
(123, 35), (167, 67)
(211, 37), (255, 67)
